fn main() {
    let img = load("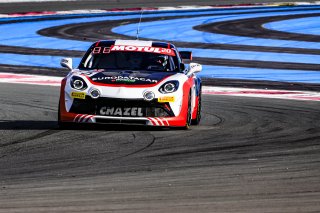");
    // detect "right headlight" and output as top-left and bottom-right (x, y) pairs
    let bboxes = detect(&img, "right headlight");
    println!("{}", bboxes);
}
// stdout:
(159, 81), (179, 94)
(70, 76), (87, 90)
